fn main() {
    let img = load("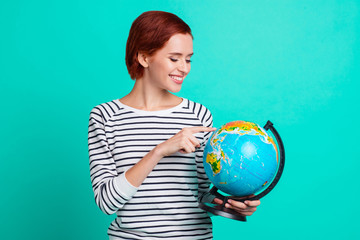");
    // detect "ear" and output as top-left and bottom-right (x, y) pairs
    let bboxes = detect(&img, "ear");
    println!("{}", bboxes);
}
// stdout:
(137, 52), (149, 68)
